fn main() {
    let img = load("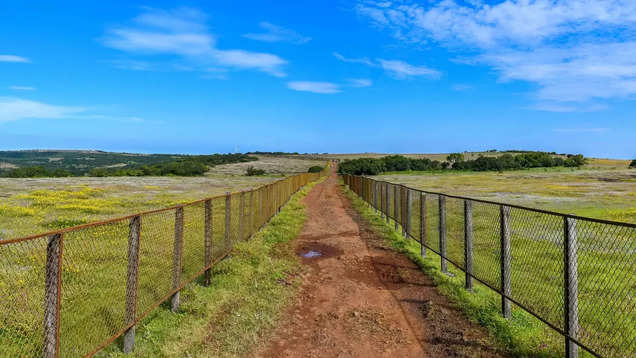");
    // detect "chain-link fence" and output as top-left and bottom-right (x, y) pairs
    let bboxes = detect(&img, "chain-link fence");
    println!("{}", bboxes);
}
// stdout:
(343, 174), (635, 358)
(0, 167), (328, 358)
